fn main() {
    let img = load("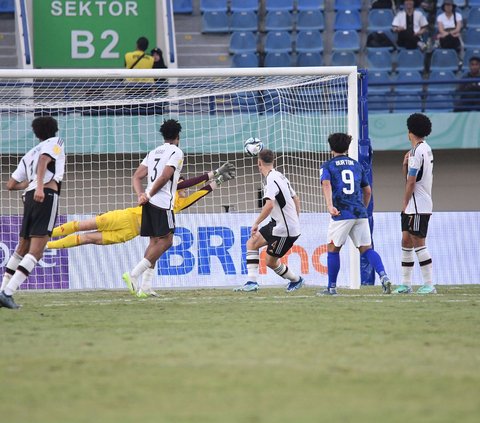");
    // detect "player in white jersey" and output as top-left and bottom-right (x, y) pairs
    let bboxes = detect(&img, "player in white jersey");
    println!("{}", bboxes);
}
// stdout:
(122, 119), (184, 293)
(0, 117), (65, 309)
(394, 113), (436, 294)
(235, 149), (305, 293)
